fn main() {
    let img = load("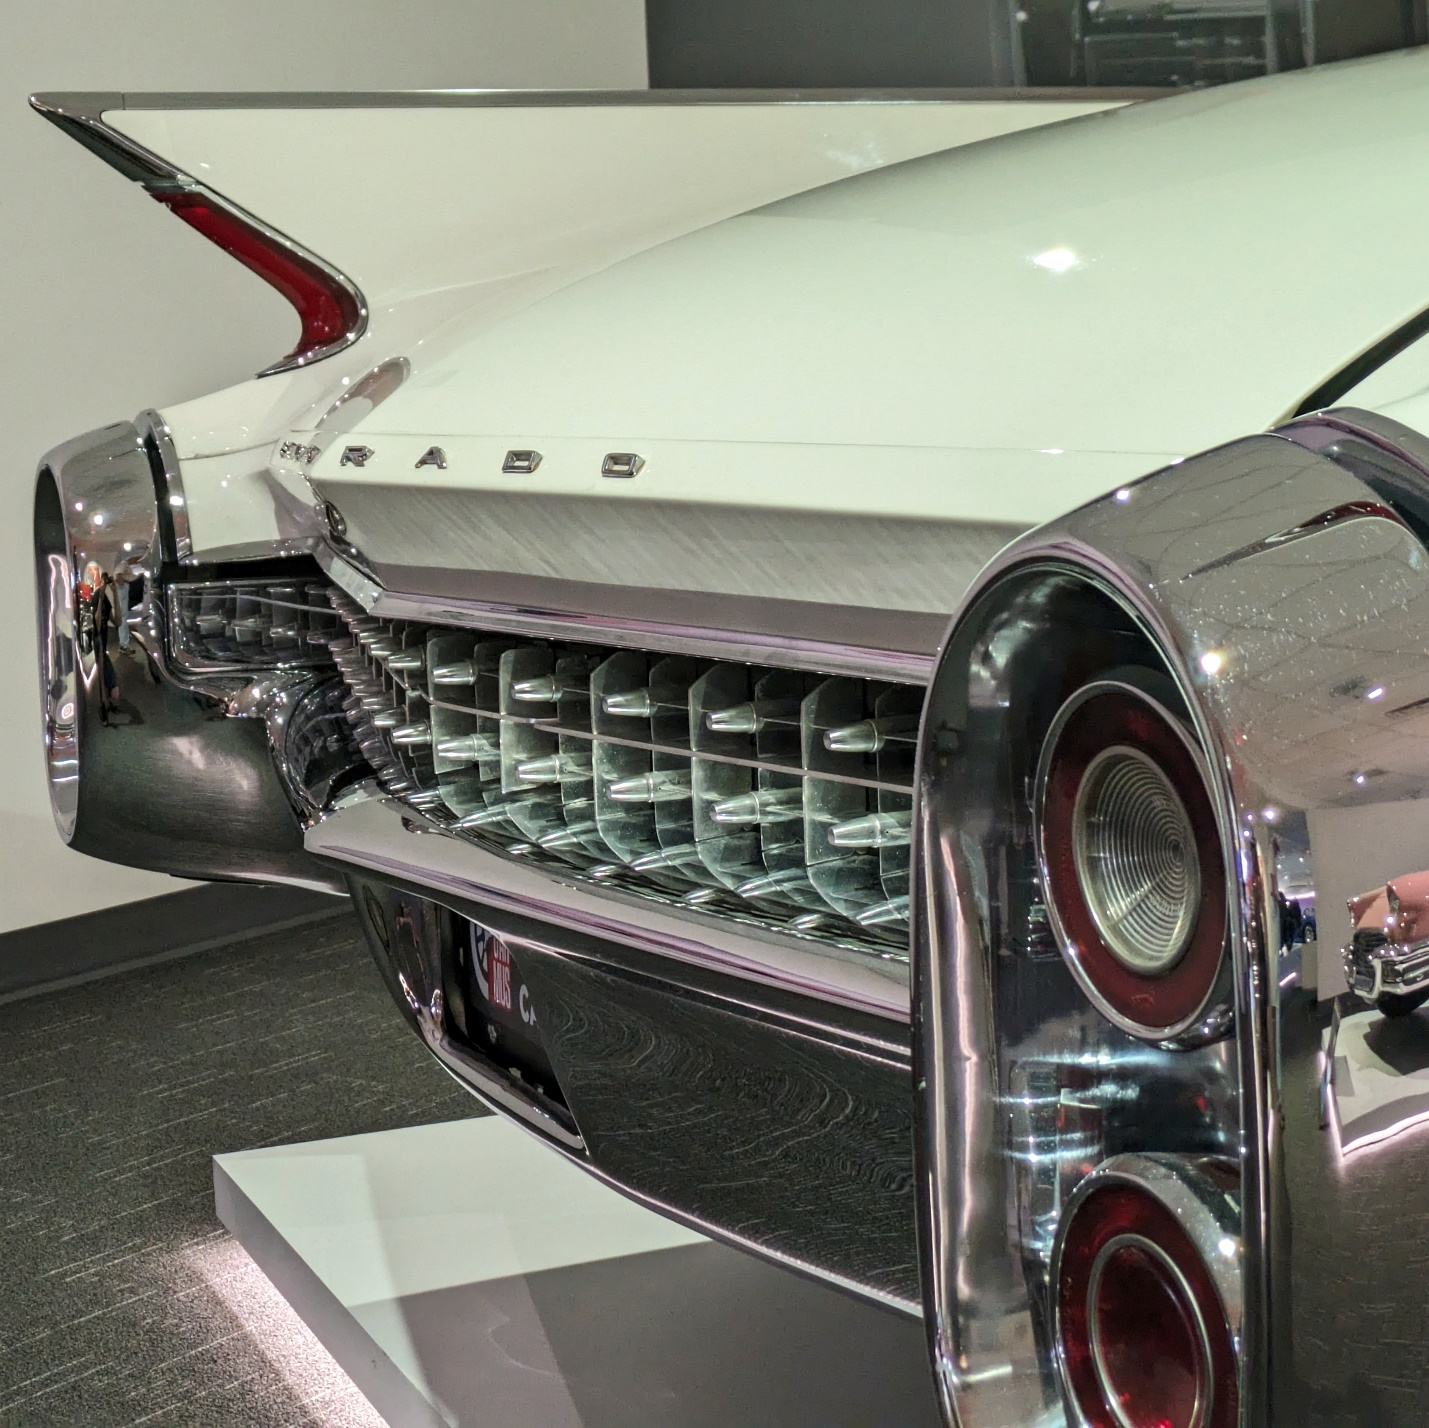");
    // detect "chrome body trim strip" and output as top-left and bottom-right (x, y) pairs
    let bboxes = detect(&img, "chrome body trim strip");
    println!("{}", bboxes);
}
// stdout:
(315, 546), (938, 682)
(135, 408), (191, 562)
(433, 1033), (584, 1151)
(308, 795), (911, 1021)
(181, 536), (322, 567)
(32, 88), (1169, 119)
(30, 97), (368, 376)
(317, 545), (383, 607)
